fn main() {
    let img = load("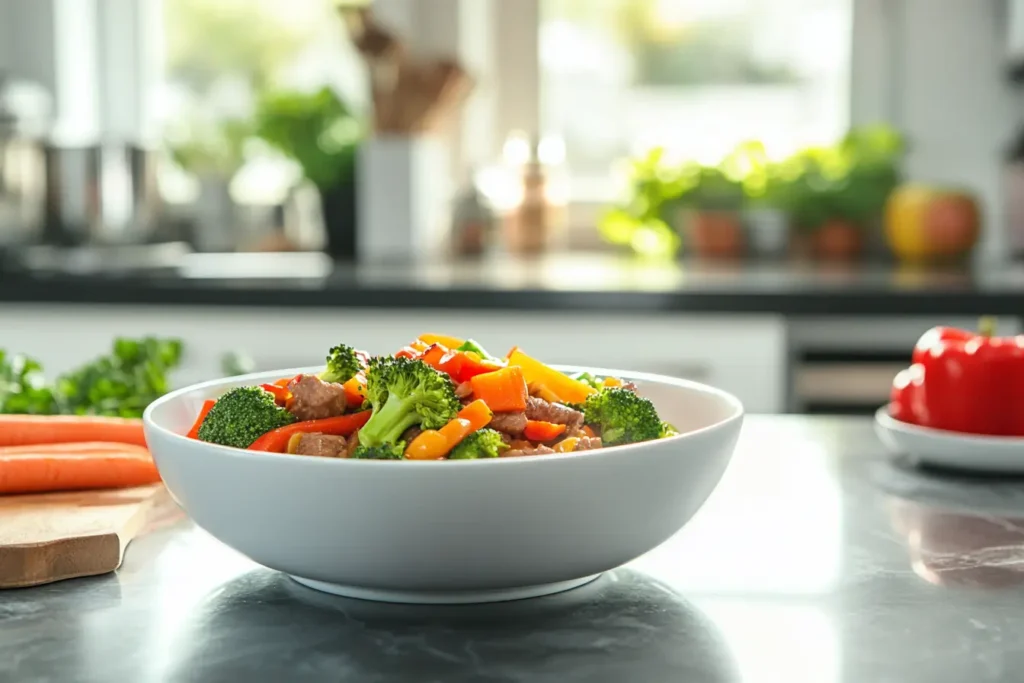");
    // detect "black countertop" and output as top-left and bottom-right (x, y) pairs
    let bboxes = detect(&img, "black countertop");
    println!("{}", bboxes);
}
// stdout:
(5, 416), (1024, 682)
(6, 250), (1024, 315)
